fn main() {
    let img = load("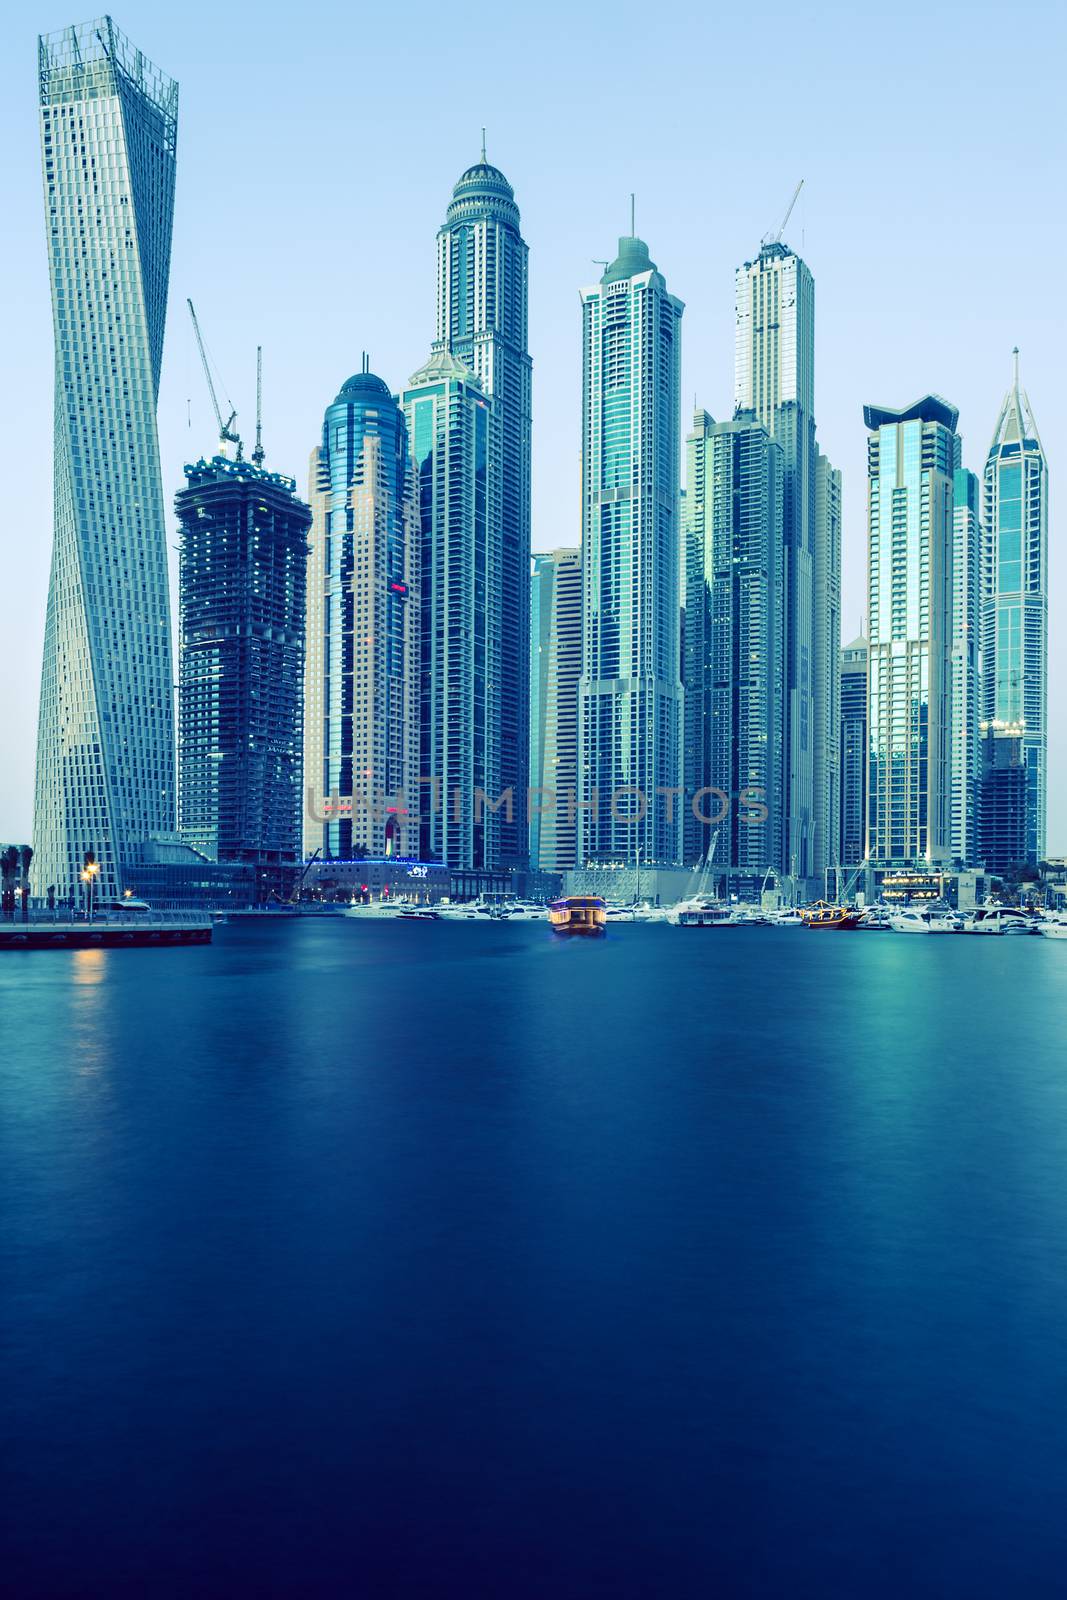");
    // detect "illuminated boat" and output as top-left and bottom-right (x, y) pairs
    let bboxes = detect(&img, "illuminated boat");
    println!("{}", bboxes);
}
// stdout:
(548, 896), (607, 935)
(801, 900), (860, 930)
